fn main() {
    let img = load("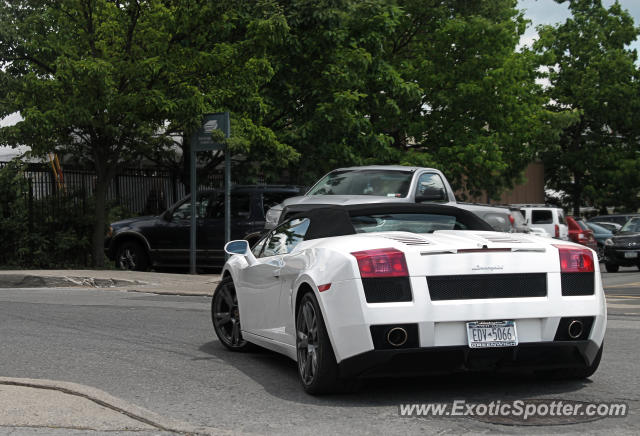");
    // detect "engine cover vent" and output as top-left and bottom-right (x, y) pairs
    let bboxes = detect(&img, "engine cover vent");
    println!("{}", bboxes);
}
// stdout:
(382, 235), (430, 246)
